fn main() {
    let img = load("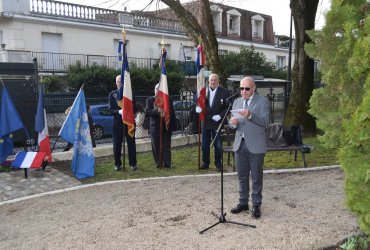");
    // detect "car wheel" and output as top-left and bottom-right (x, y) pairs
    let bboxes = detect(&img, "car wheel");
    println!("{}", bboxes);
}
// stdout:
(92, 125), (104, 140)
